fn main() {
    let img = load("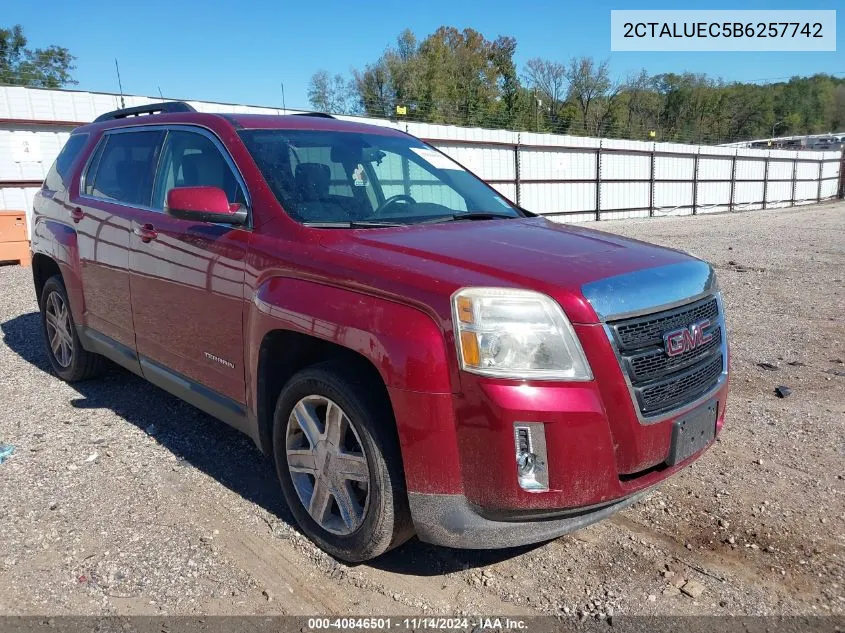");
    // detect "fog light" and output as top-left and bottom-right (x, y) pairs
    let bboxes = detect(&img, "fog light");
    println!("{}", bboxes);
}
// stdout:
(514, 423), (549, 492)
